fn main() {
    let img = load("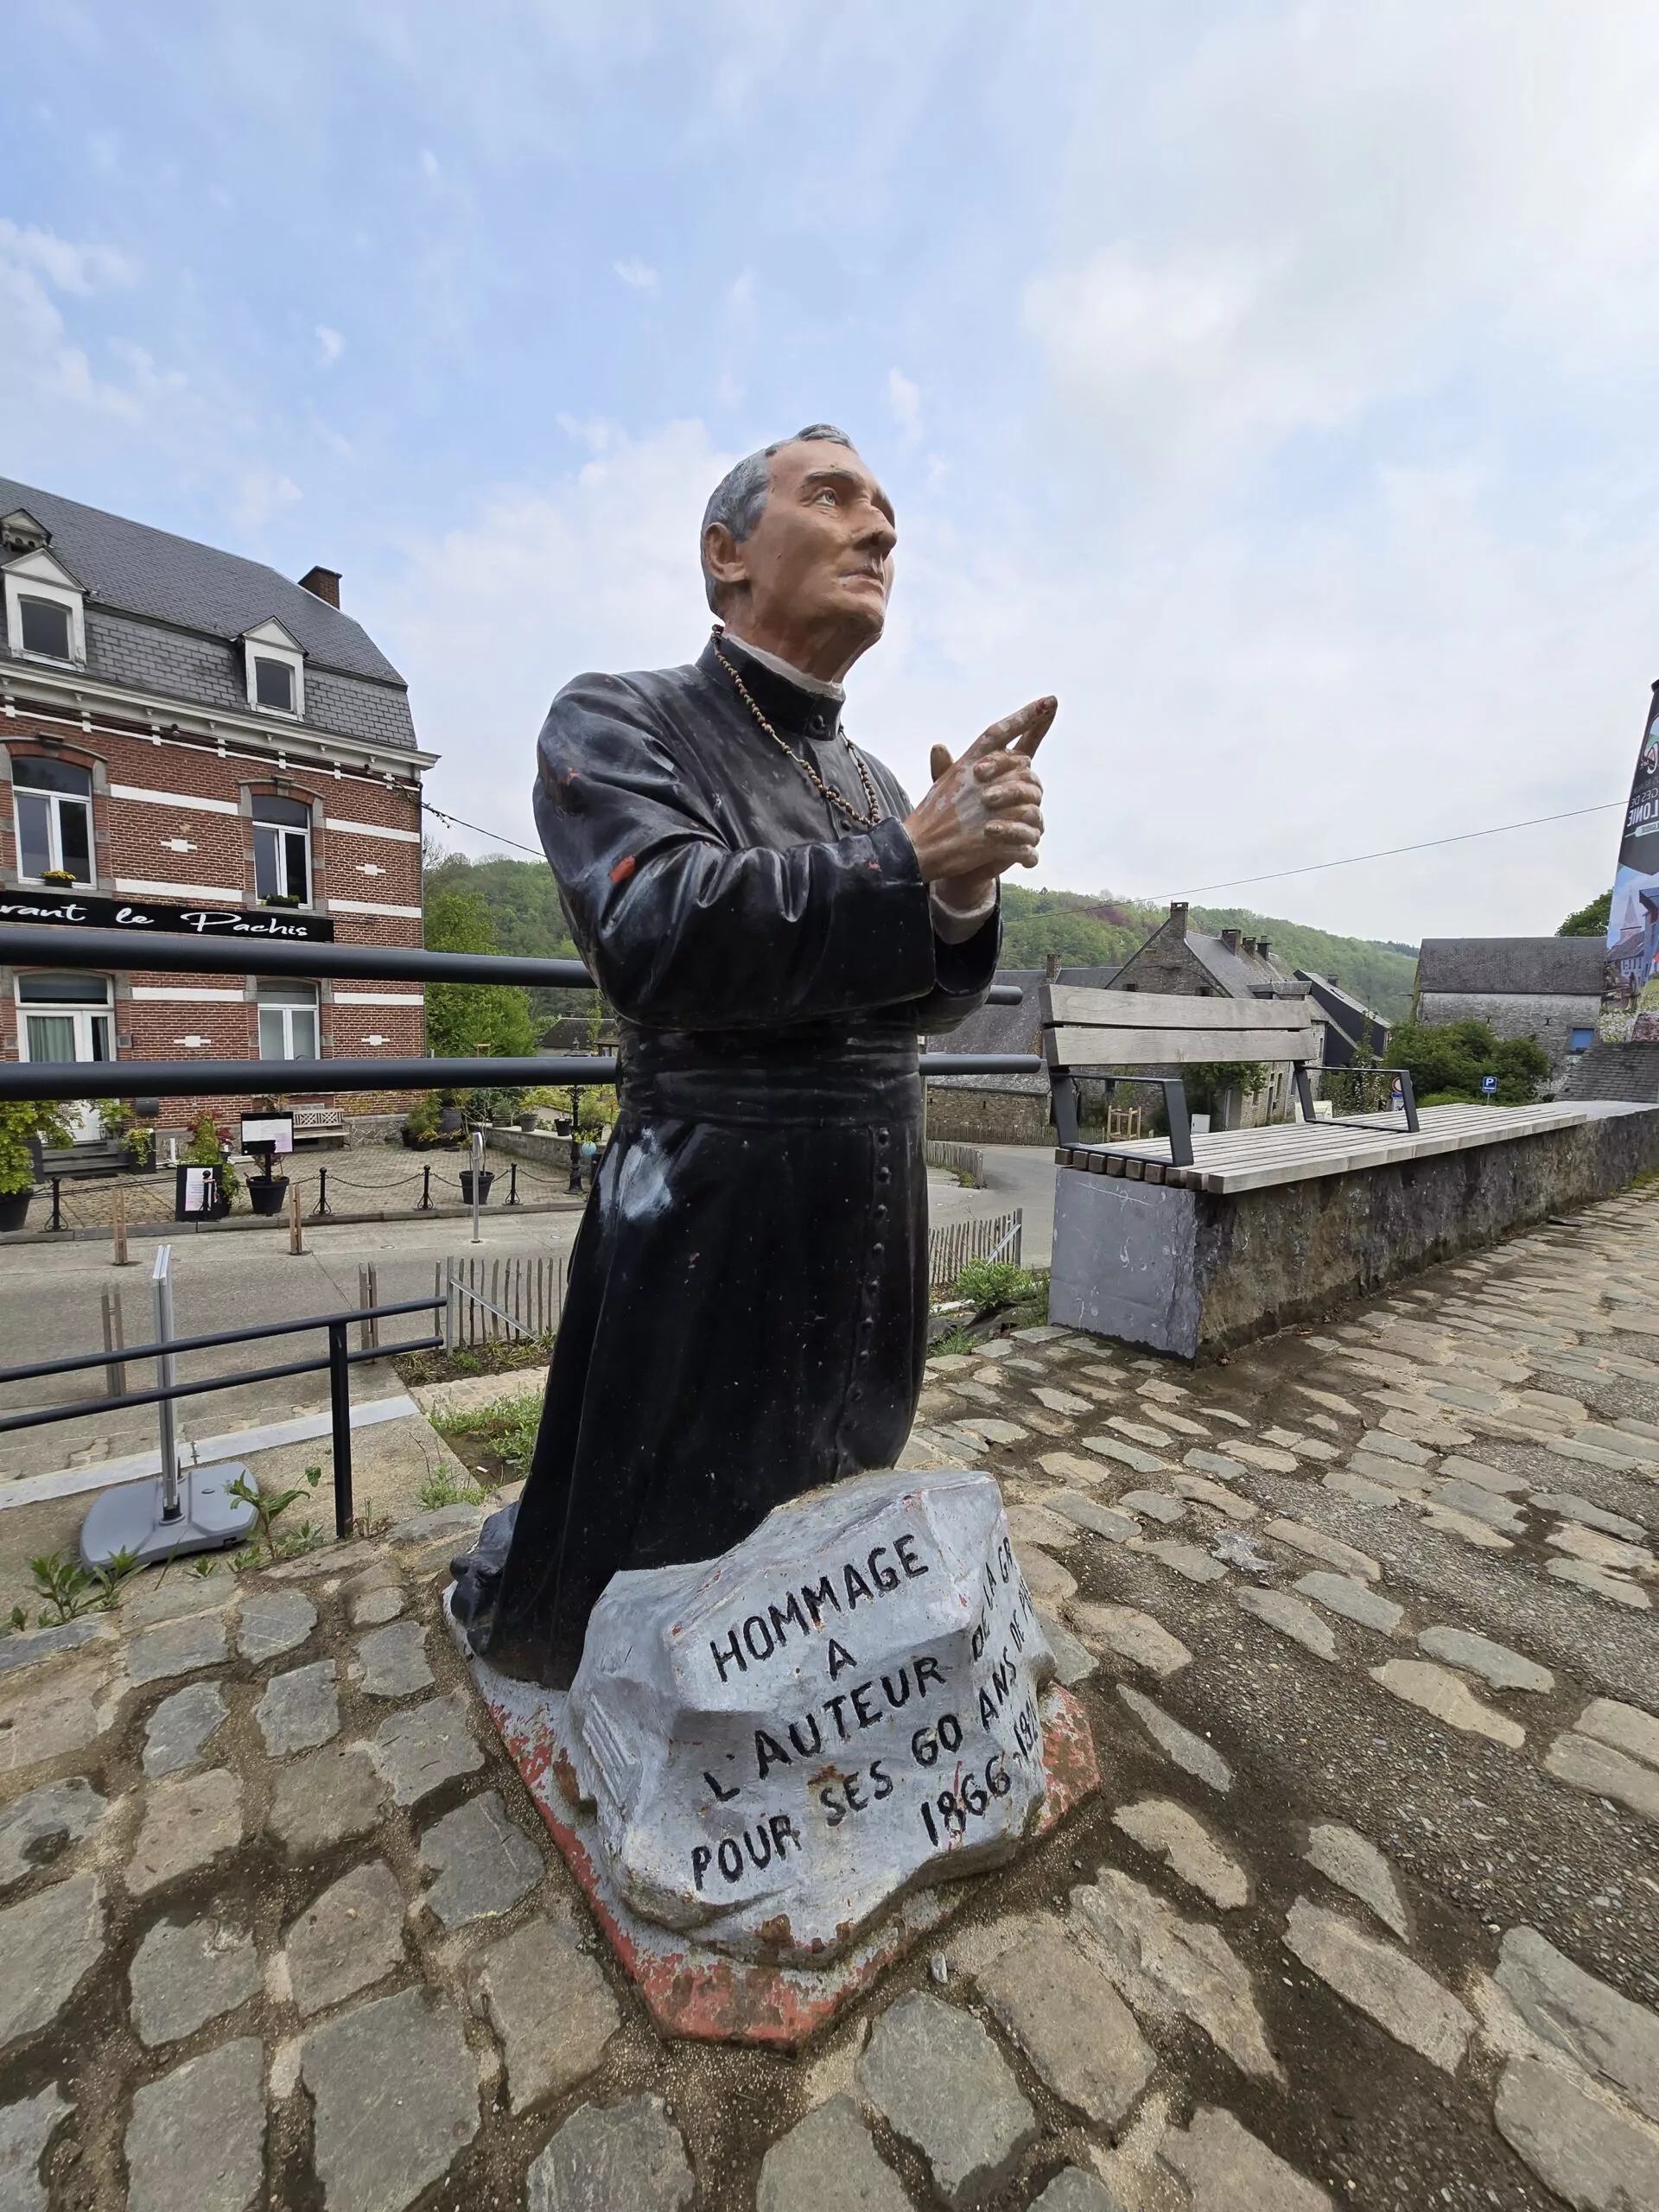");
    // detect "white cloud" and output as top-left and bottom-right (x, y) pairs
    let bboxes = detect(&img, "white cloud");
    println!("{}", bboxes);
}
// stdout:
(887, 367), (920, 442)
(365, 420), (734, 854)
(1024, 6), (1659, 475)
(234, 471), (302, 530)
(315, 324), (345, 367)
(613, 257), (658, 290)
